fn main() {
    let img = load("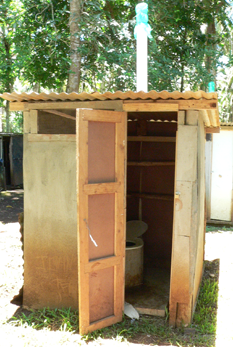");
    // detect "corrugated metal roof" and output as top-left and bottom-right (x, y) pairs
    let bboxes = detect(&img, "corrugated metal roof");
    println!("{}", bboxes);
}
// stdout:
(0, 90), (218, 102)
